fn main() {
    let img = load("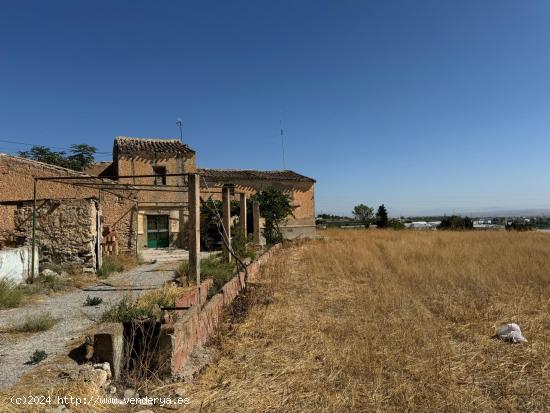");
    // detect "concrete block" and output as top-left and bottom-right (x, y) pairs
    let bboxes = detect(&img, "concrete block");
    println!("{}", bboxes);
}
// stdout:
(93, 323), (124, 381)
